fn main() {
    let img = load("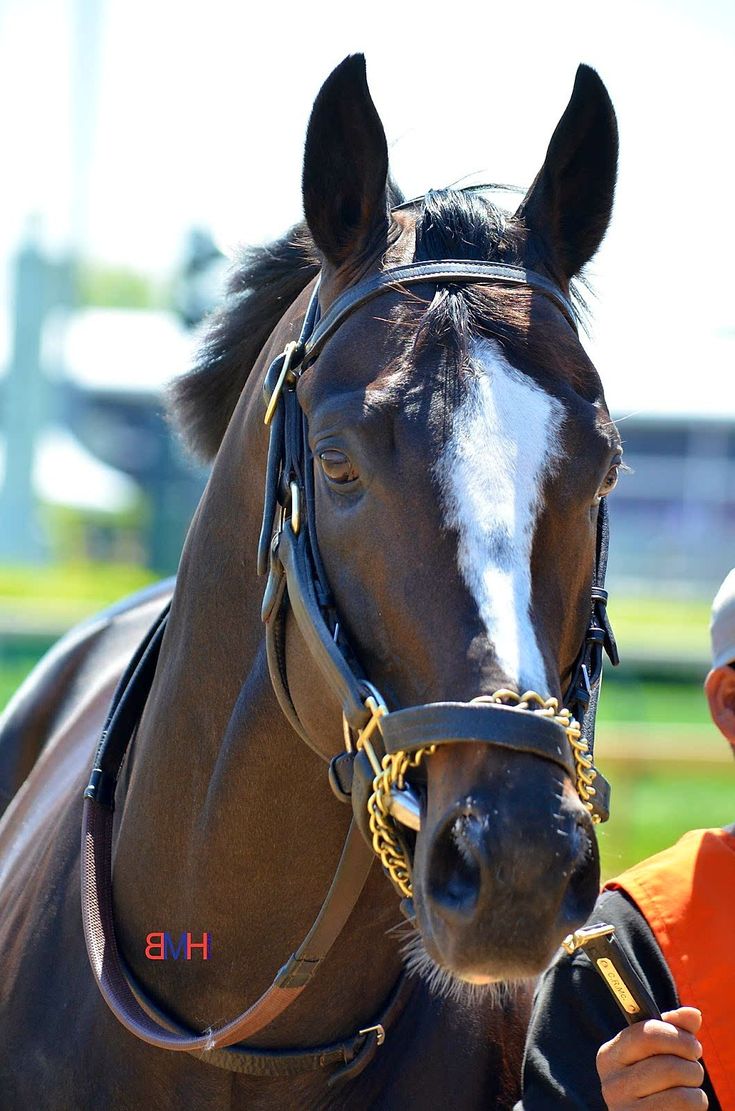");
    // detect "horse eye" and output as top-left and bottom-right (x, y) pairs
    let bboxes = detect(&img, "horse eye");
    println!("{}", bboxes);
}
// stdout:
(319, 449), (358, 484)
(599, 463), (620, 497)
